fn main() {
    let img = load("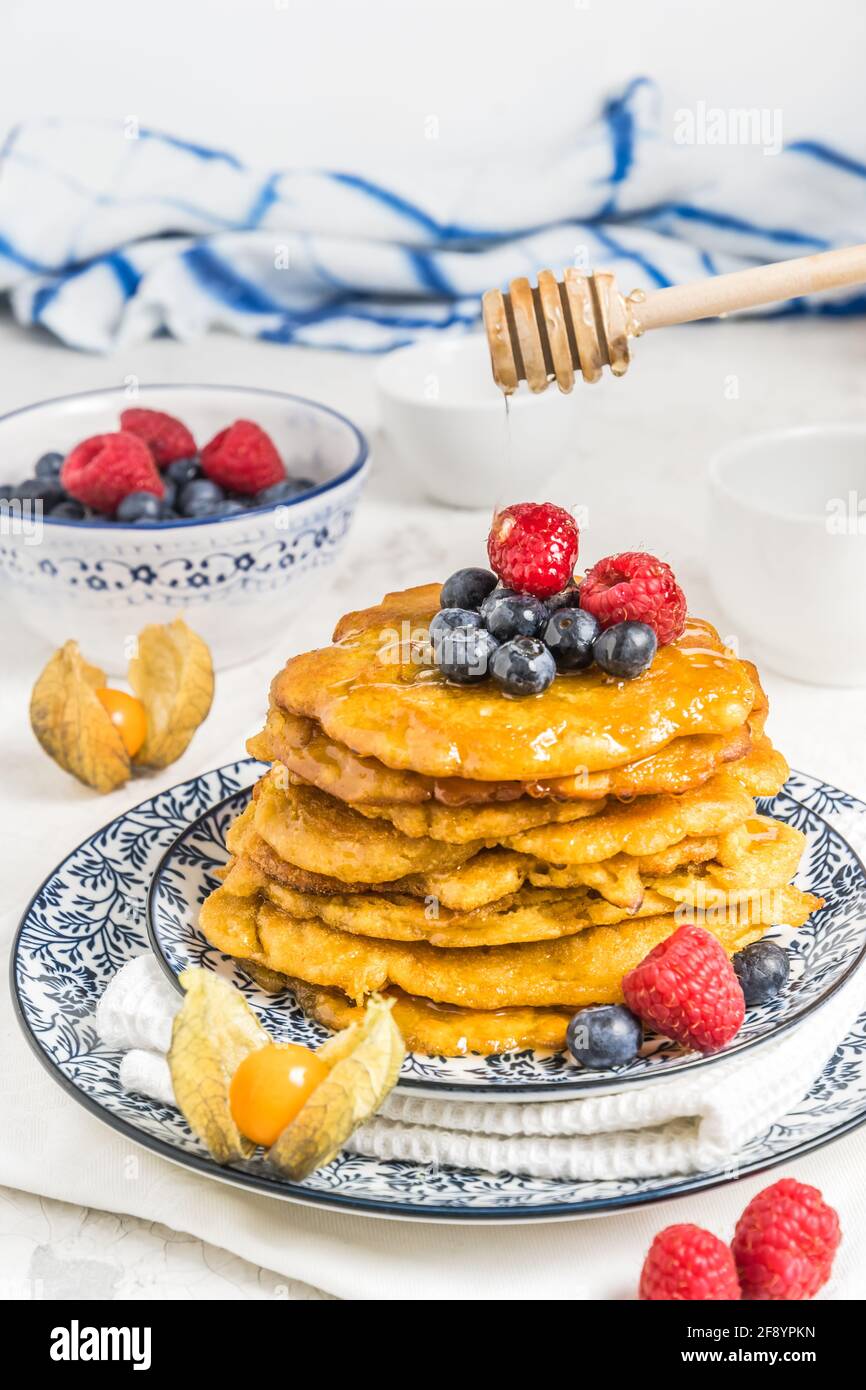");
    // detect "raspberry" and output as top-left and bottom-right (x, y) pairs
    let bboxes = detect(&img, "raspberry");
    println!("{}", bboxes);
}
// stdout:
(119, 408), (196, 467)
(733, 1179), (841, 1300)
(487, 502), (578, 599)
(201, 420), (285, 495)
(580, 551), (687, 646)
(61, 432), (164, 515)
(622, 923), (745, 1053)
(640, 1224), (741, 1301)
